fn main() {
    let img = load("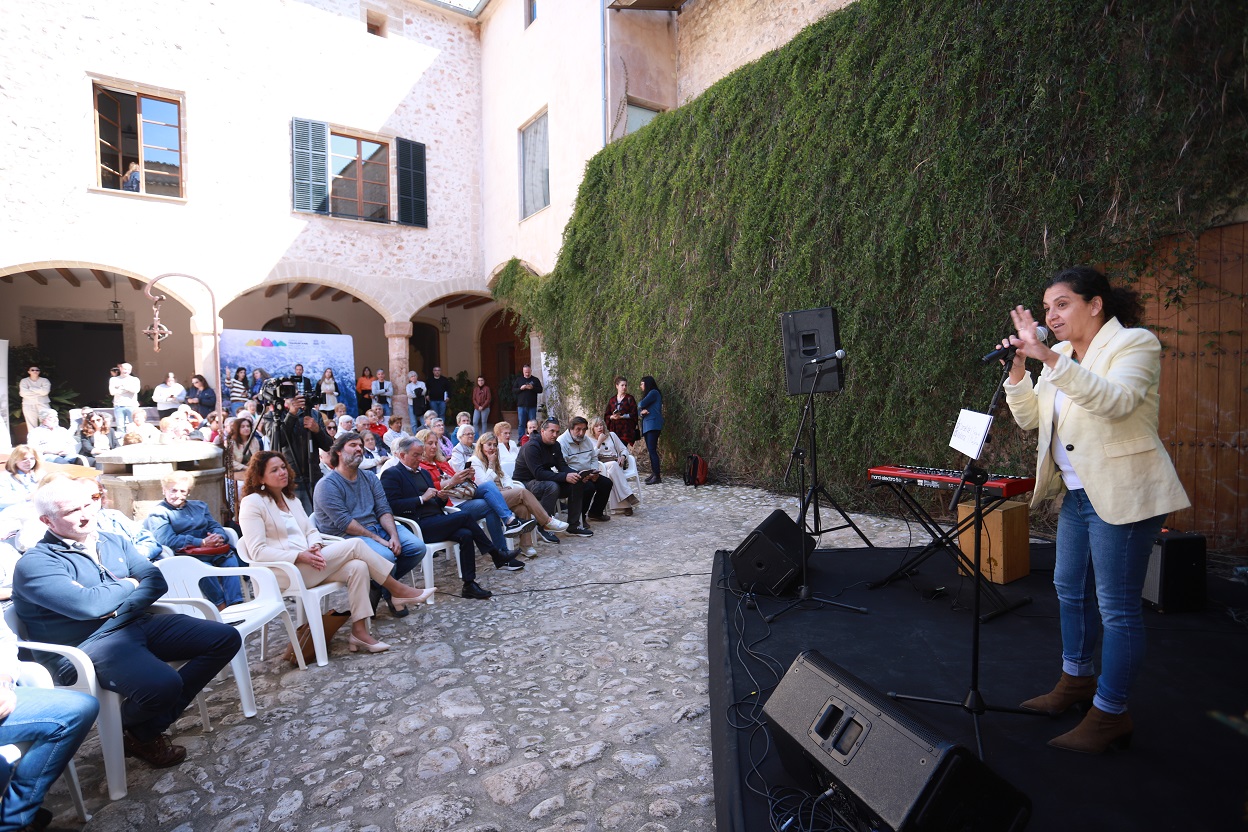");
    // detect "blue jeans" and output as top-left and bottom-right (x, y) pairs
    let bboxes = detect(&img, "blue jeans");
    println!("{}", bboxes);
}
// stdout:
(0, 686), (98, 830)
(643, 430), (662, 477)
(456, 487), (509, 554)
(430, 401), (447, 421)
(113, 406), (134, 435)
(473, 408), (491, 437)
(1054, 489), (1165, 714)
(516, 407), (537, 436)
(193, 551), (245, 607)
(358, 522), (426, 585)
